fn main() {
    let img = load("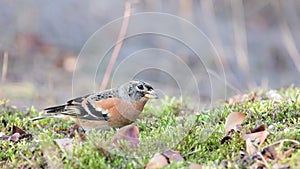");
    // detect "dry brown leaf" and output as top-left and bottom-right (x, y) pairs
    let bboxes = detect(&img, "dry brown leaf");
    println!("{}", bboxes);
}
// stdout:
(224, 112), (246, 134)
(242, 124), (269, 149)
(54, 138), (73, 154)
(262, 146), (277, 161)
(111, 125), (139, 147)
(242, 130), (269, 146)
(0, 125), (32, 142)
(146, 153), (168, 169)
(250, 124), (266, 133)
(12, 125), (26, 135)
(162, 149), (184, 162)
(246, 138), (257, 155)
(189, 163), (202, 169)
